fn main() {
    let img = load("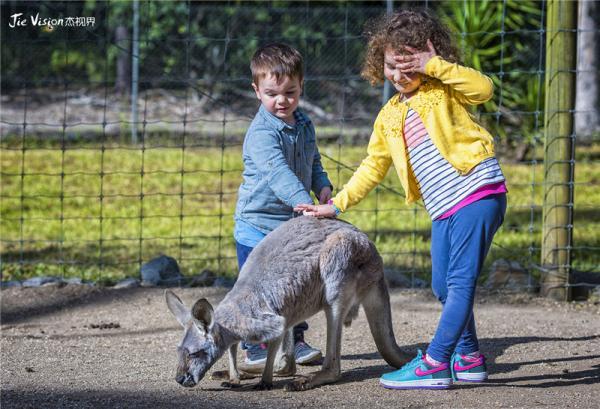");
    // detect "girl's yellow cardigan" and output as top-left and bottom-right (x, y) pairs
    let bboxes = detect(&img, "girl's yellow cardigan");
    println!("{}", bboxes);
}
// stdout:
(332, 56), (496, 211)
